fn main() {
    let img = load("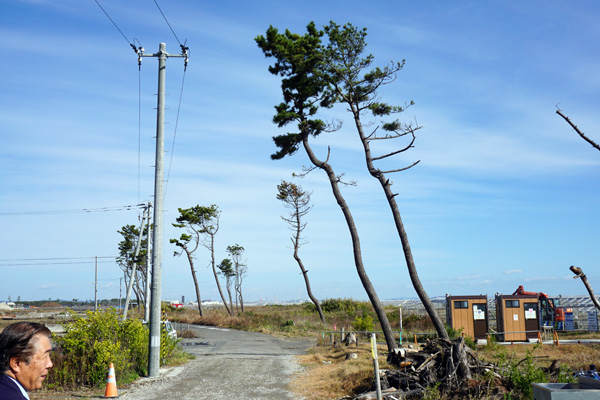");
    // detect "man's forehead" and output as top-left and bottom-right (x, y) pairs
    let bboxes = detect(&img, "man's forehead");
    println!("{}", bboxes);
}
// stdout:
(33, 334), (53, 350)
